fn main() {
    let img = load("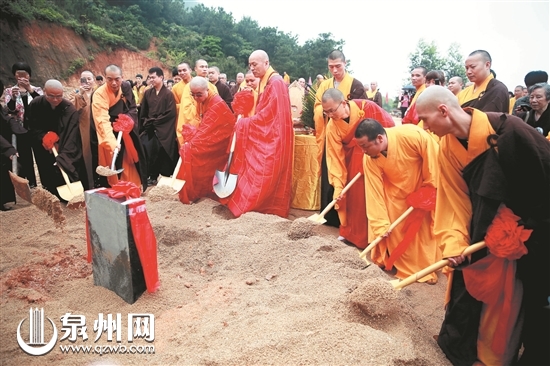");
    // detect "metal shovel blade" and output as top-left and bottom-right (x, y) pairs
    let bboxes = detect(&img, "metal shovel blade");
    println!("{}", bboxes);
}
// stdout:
(9, 171), (33, 203)
(213, 169), (238, 198)
(96, 165), (124, 177)
(157, 175), (186, 194)
(57, 181), (84, 202)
